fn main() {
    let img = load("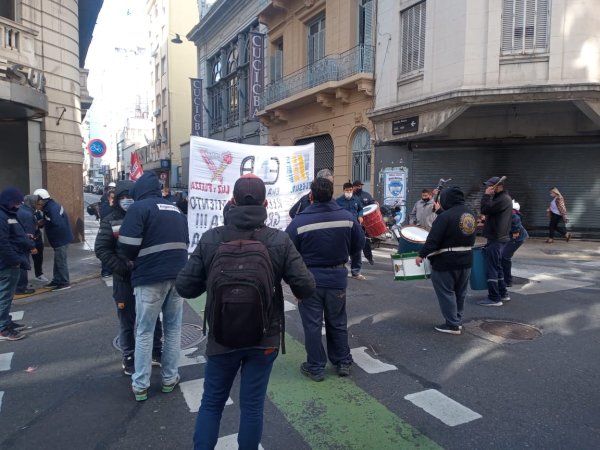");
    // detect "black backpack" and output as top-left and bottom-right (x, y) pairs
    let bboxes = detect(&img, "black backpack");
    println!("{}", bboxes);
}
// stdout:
(205, 228), (276, 349)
